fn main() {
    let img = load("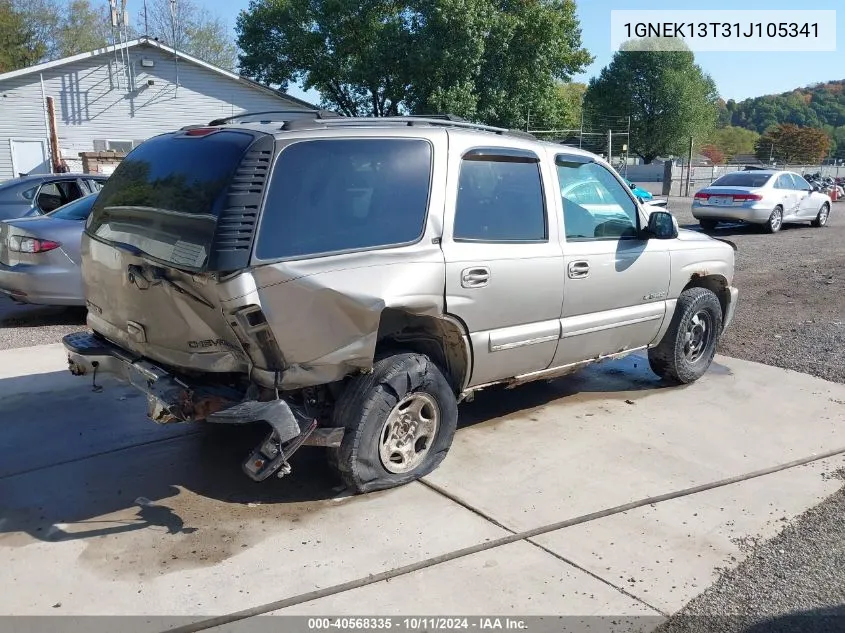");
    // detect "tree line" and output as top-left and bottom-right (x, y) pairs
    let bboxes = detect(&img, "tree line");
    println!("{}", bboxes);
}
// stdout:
(0, 0), (236, 73)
